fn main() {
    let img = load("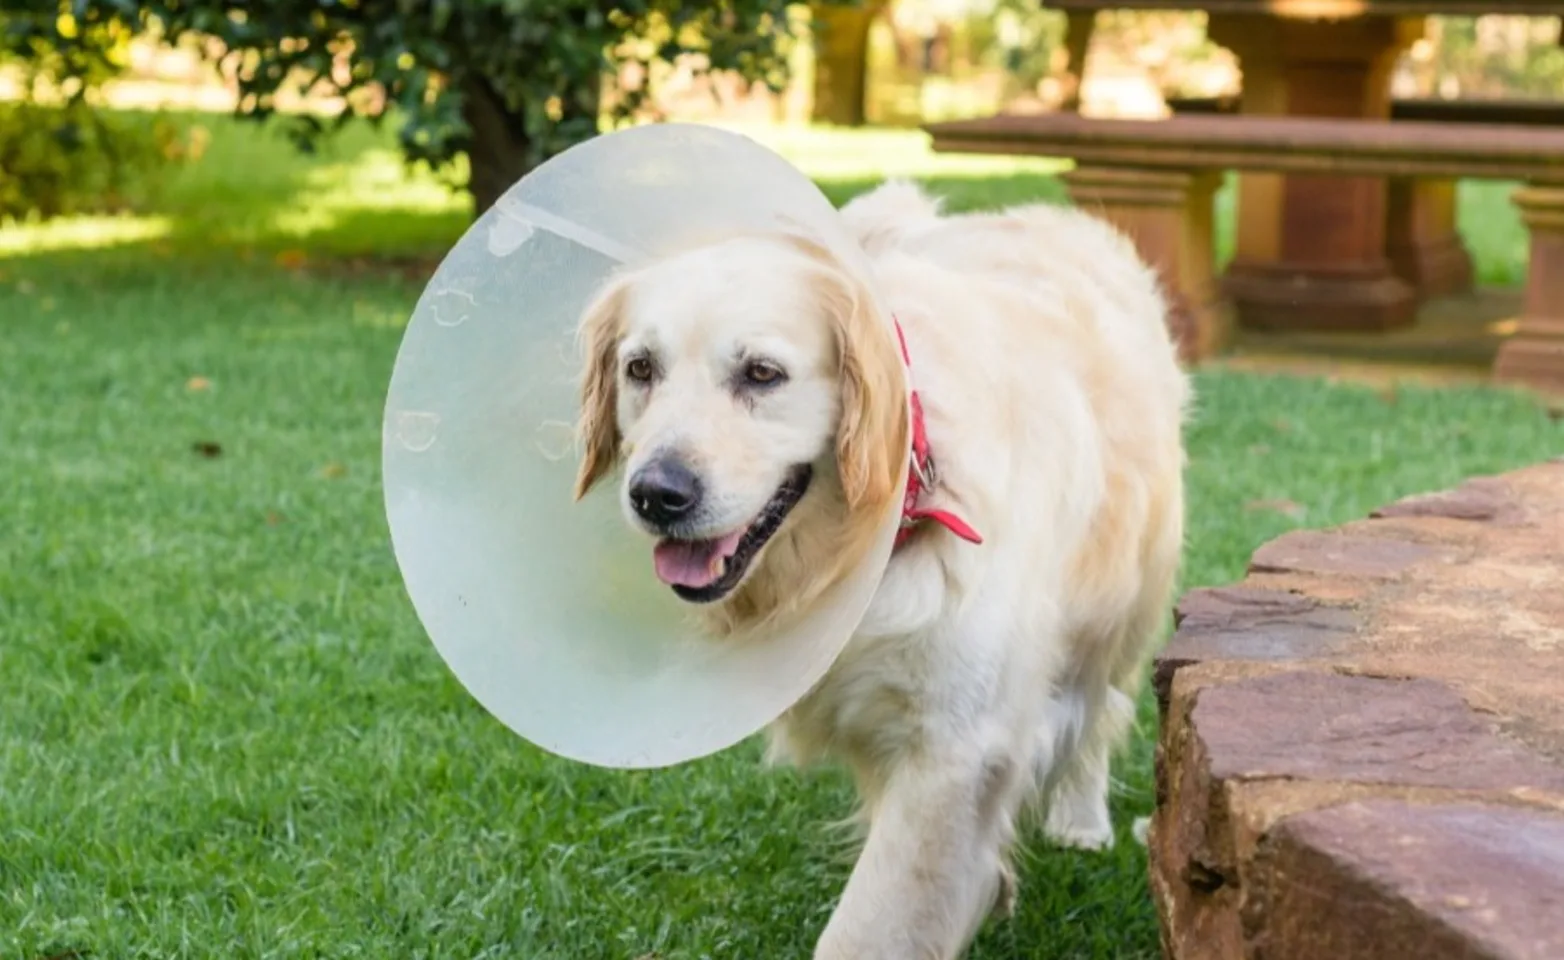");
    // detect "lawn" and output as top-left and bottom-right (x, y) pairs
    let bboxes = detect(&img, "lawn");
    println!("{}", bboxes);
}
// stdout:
(2, 113), (1560, 960)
